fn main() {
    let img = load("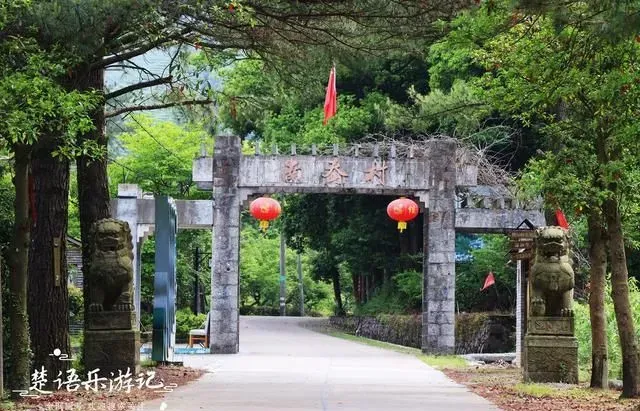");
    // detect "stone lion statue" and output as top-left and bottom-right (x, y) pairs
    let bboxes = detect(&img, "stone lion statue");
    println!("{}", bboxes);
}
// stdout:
(88, 219), (134, 312)
(530, 226), (575, 317)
